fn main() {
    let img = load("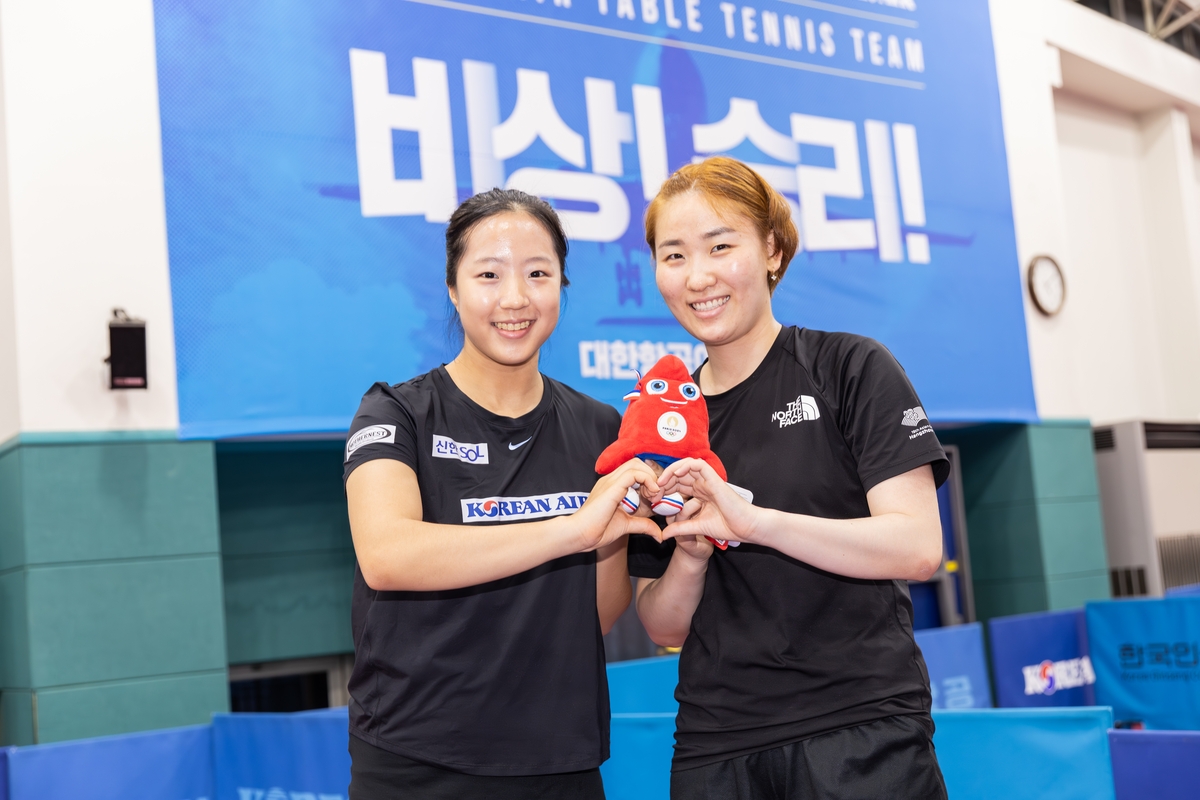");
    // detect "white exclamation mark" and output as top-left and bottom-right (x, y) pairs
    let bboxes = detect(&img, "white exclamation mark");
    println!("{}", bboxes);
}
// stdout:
(892, 123), (929, 264)
(865, 120), (902, 263)
(463, 60), (505, 195)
